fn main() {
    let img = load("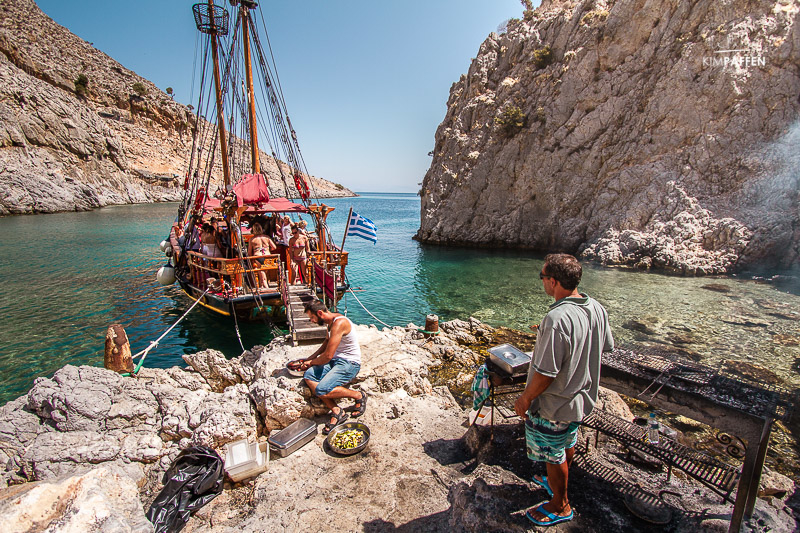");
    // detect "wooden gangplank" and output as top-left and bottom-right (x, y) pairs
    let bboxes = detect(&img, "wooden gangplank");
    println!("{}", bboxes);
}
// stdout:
(287, 285), (327, 345)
